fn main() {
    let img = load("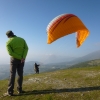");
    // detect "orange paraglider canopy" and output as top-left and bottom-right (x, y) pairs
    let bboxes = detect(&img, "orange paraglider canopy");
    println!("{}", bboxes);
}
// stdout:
(46, 14), (89, 47)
